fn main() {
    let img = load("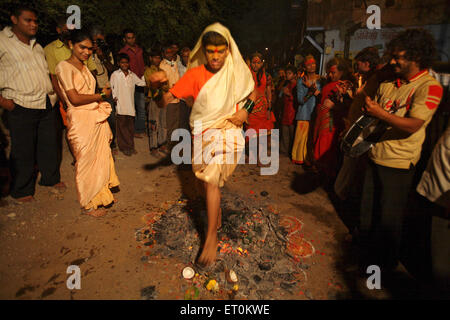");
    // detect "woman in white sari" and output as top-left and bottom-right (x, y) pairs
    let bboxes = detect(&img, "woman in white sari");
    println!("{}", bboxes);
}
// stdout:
(55, 30), (119, 217)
